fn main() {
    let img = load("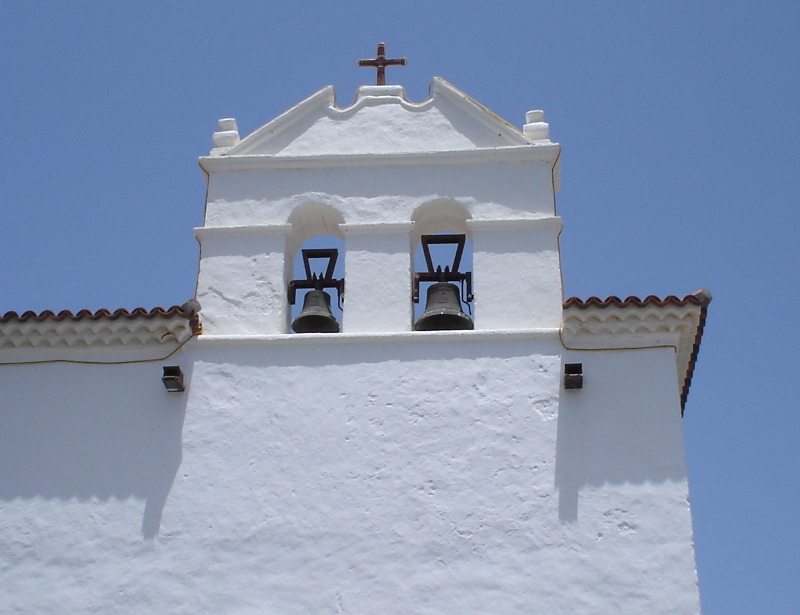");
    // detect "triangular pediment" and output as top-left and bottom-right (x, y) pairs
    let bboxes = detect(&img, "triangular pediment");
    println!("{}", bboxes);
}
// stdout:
(224, 78), (531, 158)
